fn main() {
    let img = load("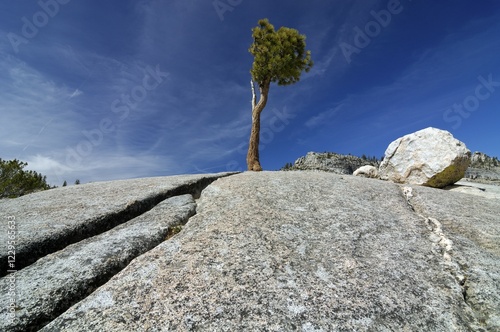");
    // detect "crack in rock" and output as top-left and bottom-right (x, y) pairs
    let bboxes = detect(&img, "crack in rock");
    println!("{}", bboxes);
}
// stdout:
(401, 186), (470, 306)
(424, 216), (468, 300)
(0, 195), (197, 331)
(401, 186), (416, 211)
(0, 172), (236, 276)
(0, 173), (236, 331)
(37, 171), (494, 331)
